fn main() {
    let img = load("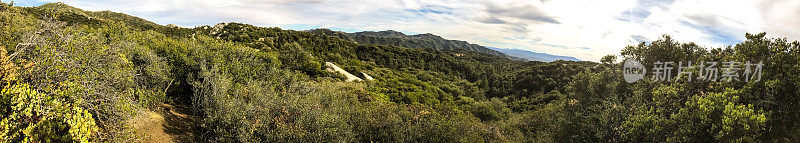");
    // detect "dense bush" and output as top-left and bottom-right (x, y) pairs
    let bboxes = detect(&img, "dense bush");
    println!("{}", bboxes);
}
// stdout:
(2, 2), (799, 142)
(0, 40), (98, 142)
(558, 33), (799, 142)
(0, 83), (99, 142)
